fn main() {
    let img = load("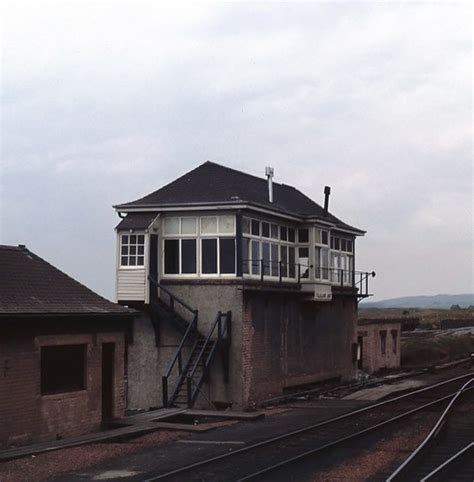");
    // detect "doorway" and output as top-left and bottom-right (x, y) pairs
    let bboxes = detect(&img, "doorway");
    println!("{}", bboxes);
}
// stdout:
(102, 343), (115, 421)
